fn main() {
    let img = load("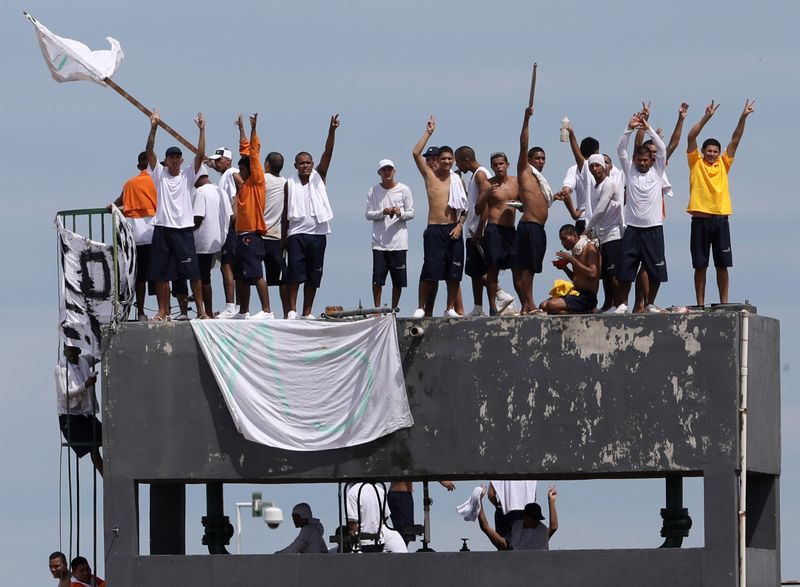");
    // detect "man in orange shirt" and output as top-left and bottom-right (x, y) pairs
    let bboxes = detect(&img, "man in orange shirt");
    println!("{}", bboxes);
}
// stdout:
(233, 113), (273, 319)
(686, 99), (755, 306)
(111, 151), (157, 321)
(69, 556), (104, 587)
